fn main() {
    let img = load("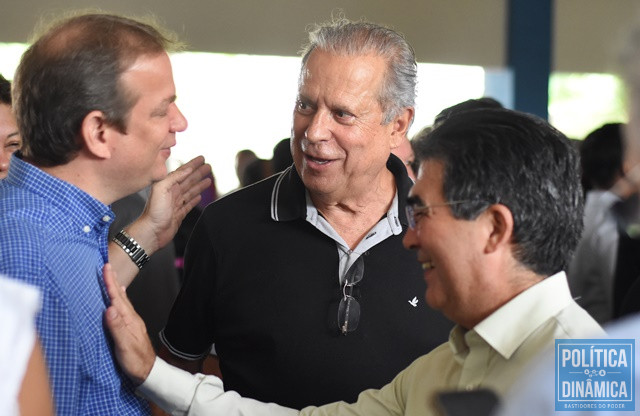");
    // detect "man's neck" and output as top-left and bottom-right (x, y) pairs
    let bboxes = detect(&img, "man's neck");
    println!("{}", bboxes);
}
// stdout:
(457, 268), (545, 330)
(310, 169), (396, 249)
(34, 158), (119, 205)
